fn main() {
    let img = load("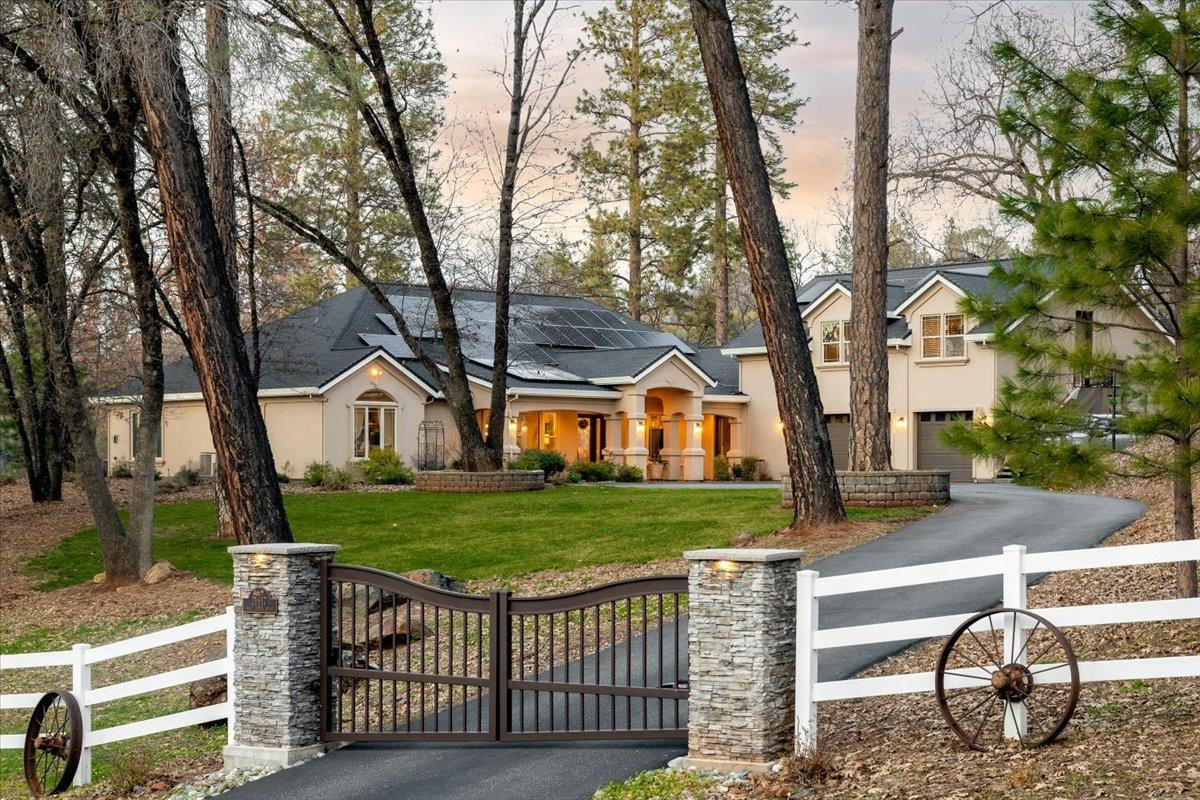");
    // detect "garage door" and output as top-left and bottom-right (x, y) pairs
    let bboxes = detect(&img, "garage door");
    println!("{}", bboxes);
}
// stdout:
(917, 411), (974, 481)
(825, 414), (850, 471)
